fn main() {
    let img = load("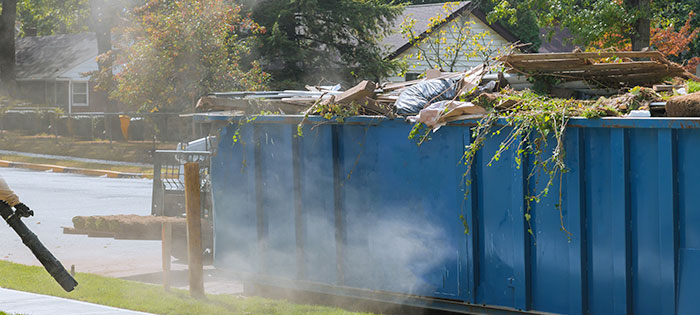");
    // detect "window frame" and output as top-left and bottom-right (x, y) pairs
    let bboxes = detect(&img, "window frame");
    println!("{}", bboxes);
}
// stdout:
(71, 81), (89, 107)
